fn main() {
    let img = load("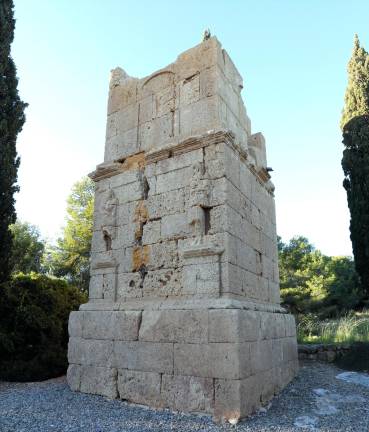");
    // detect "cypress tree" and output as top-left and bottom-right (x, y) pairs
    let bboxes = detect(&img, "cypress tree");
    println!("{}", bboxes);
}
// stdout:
(341, 35), (369, 128)
(0, 0), (27, 283)
(341, 35), (369, 296)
